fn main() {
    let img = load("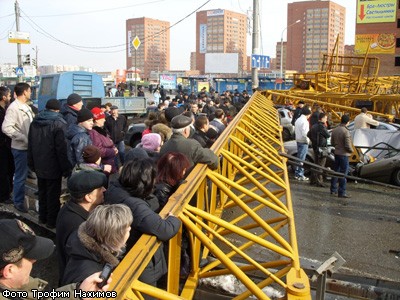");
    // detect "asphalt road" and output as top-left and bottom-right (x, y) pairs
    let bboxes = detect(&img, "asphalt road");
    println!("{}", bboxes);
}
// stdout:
(290, 178), (400, 282)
